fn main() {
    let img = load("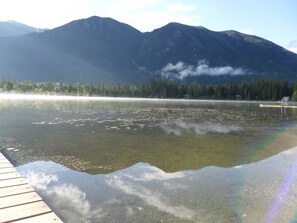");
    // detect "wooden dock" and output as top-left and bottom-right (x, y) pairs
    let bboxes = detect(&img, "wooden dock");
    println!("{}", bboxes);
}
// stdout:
(259, 103), (297, 108)
(0, 152), (63, 223)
